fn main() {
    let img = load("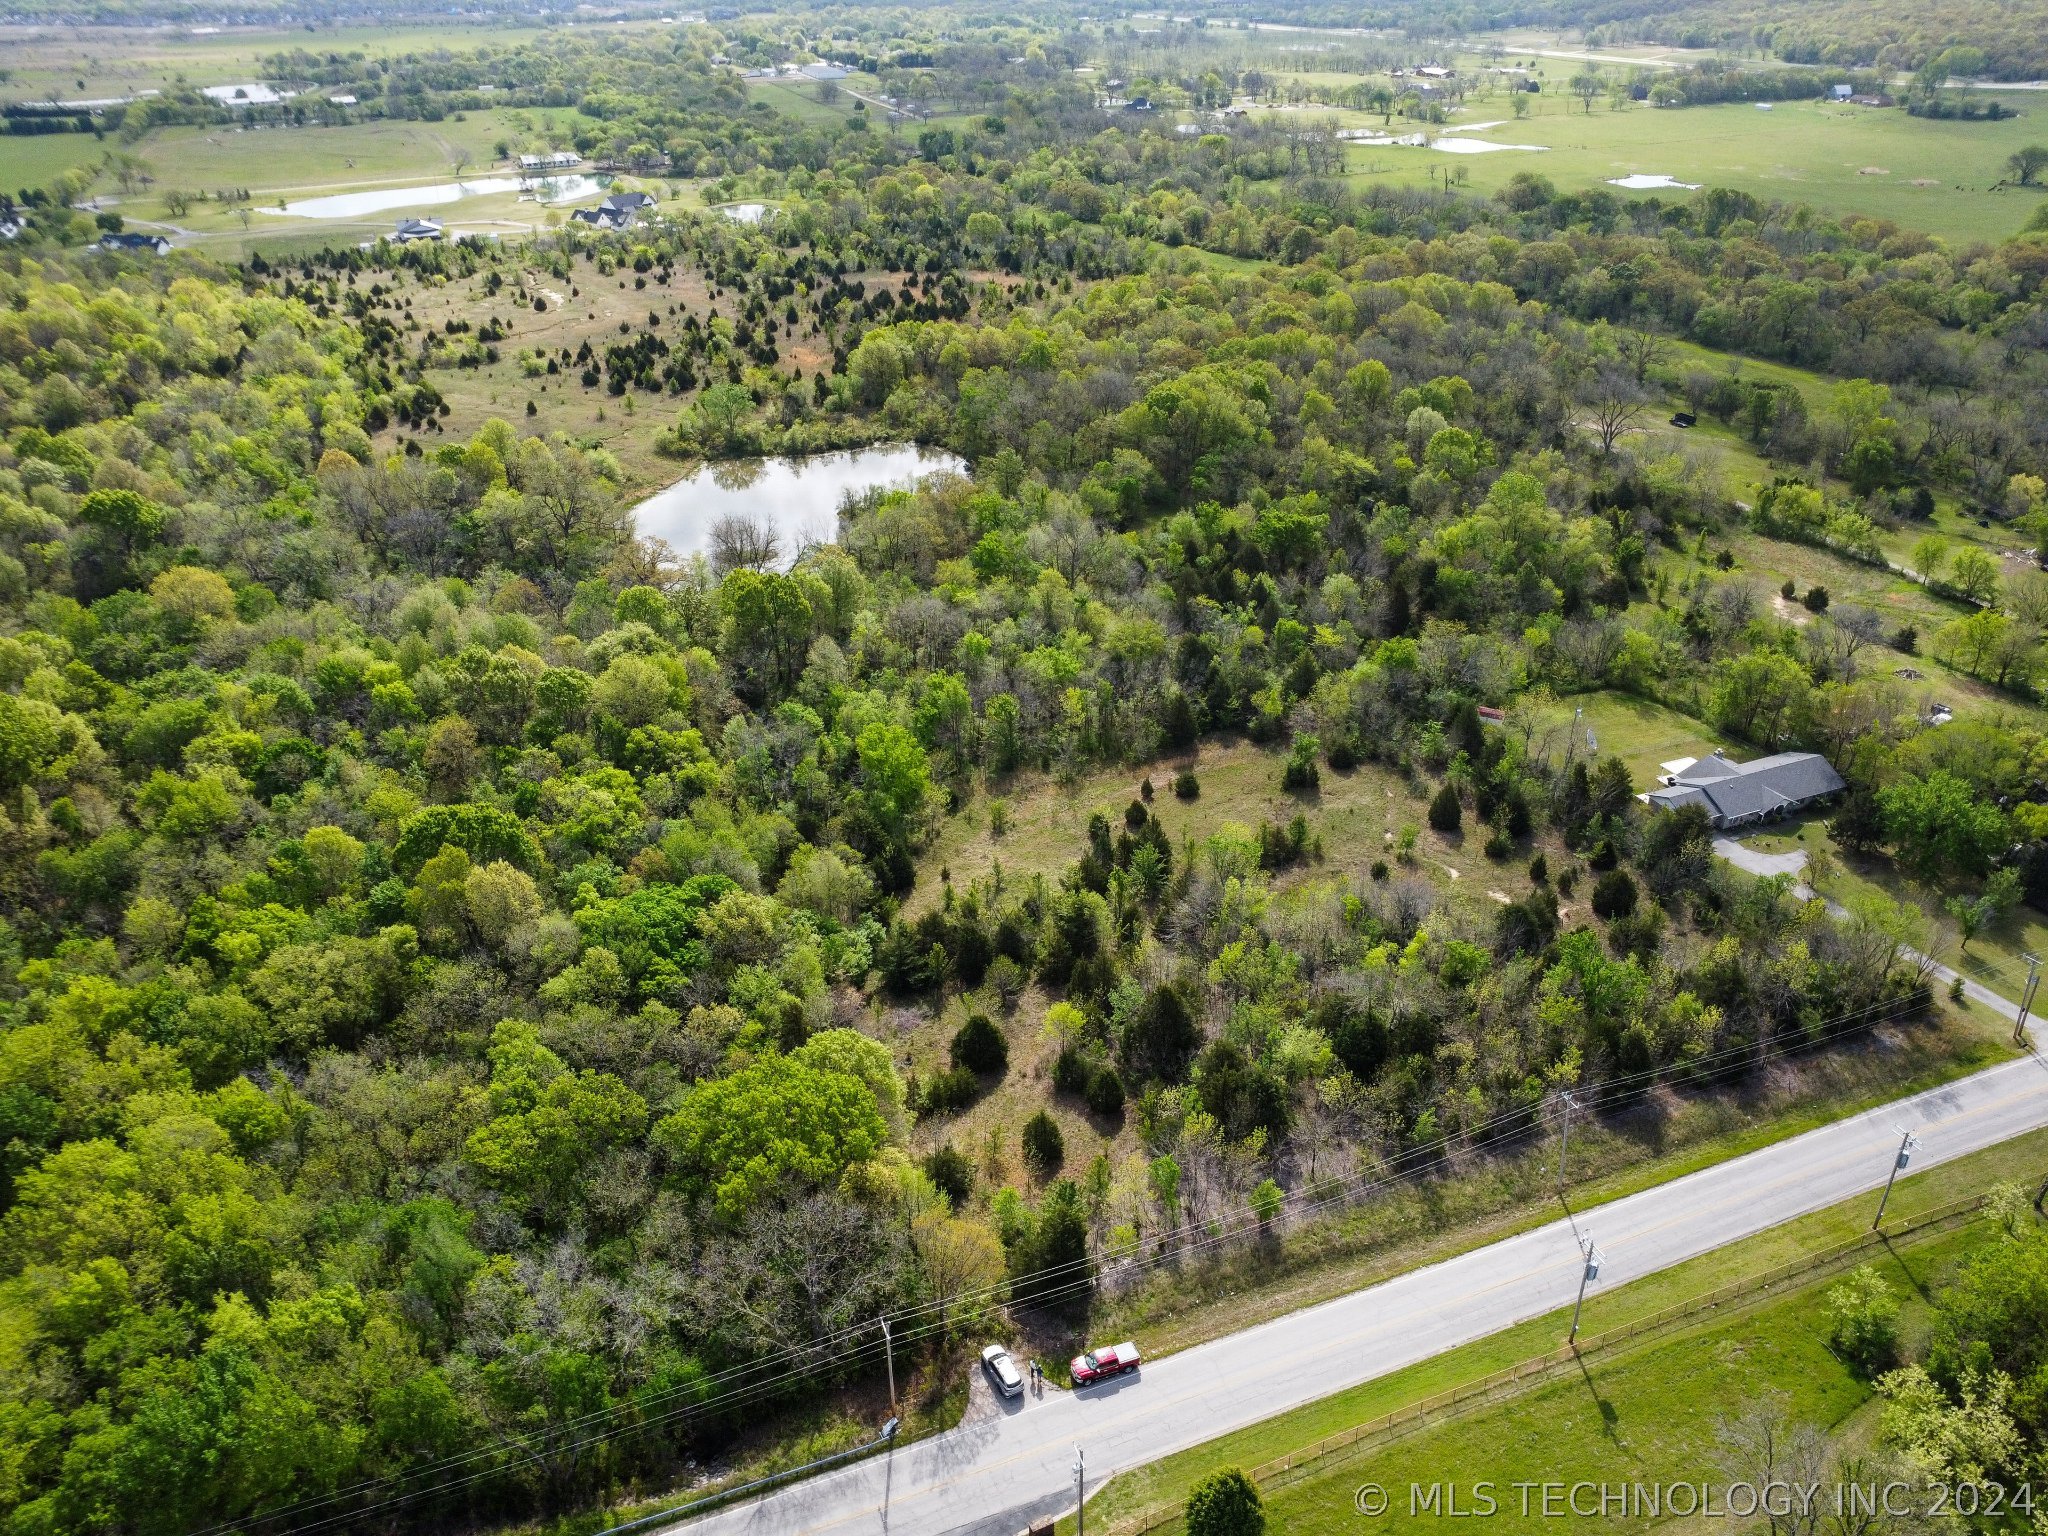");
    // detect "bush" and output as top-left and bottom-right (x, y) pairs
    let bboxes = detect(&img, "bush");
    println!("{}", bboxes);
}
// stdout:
(1174, 769), (1200, 800)
(1483, 830), (1513, 861)
(1528, 852), (1549, 884)
(1825, 1265), (1899, 1376)
(1051, 1043), (1093, 1097)
(951, 1012), (1009, 1076)
(1802, 584), (1830, 613)
(1780, 578), (1797, 599)
(1427, 782), (1462, 833)
(1369, 859), (1389, 881)
(1185, 1467), (1265, 1536)
(1085, 1064), (1125, 1119)
(1327, 737), (1358, 772)
(986, 953), (1026, 1007)
(920, 1066), (980, 1115)
(923, 1143), (975, 1207)
(1282, 735), (1320, 791)
(1021, 1110), (1065, 1177)
(1590, 868), (1639, 920)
